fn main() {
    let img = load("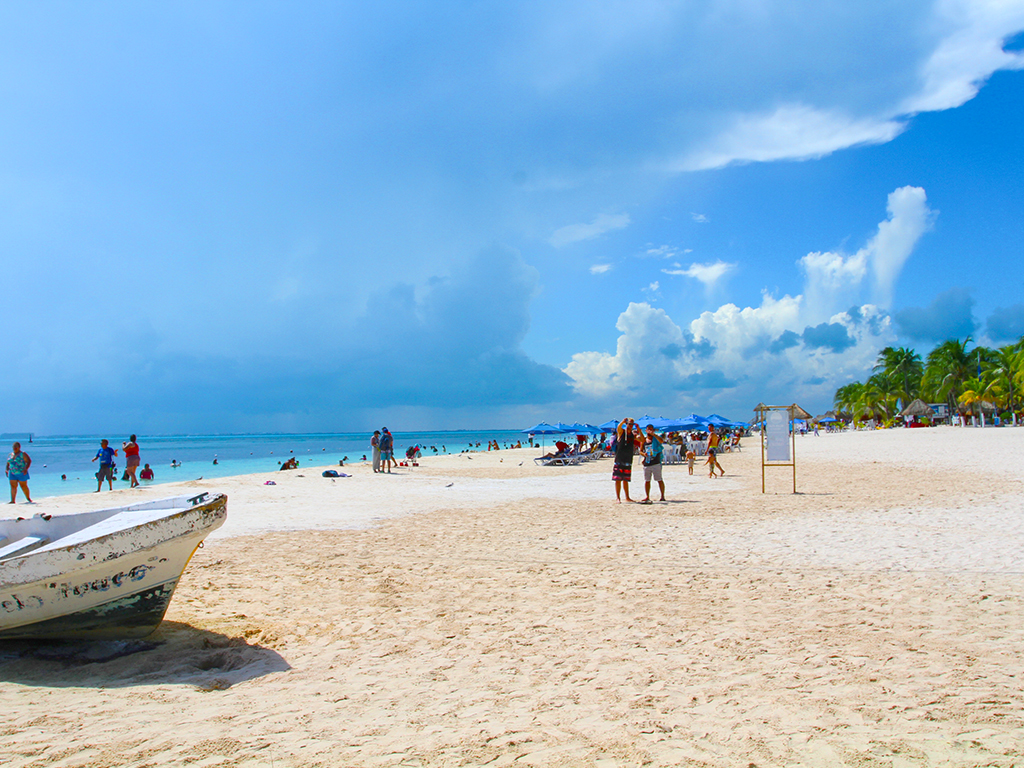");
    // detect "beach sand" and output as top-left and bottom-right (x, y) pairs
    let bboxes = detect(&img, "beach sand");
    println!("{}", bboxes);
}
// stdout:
(2, 427), (1023, 766)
